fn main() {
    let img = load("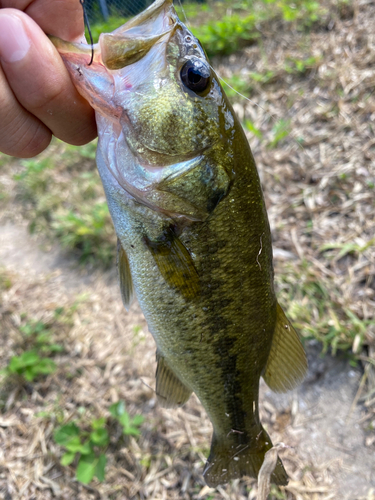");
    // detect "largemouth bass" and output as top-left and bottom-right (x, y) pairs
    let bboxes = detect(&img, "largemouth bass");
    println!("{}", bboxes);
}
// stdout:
(51, 0), (307, 487)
